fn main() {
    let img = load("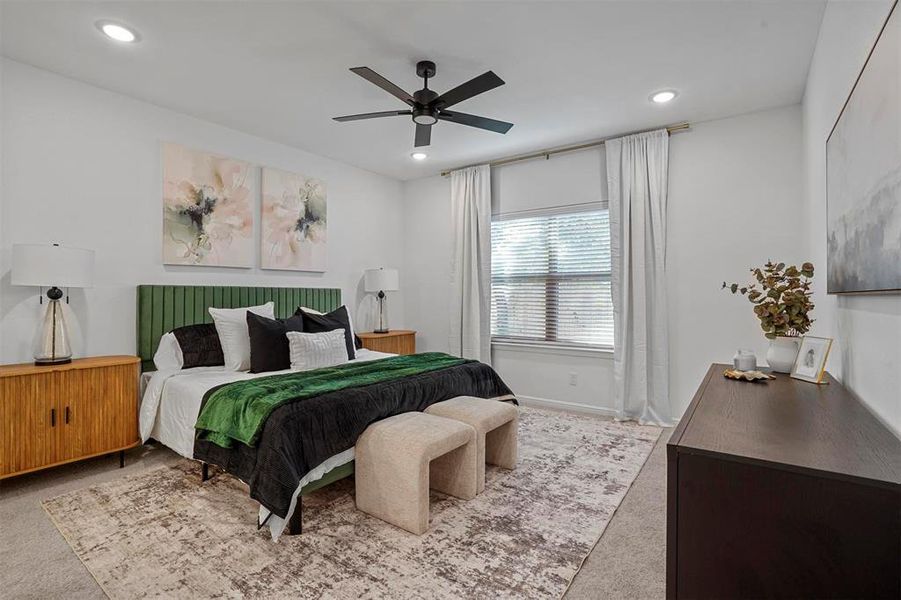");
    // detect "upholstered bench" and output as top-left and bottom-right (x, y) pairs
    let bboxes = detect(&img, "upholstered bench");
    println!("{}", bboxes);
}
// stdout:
(425, 396), (518, 494)
(355, 412), (478, 535)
